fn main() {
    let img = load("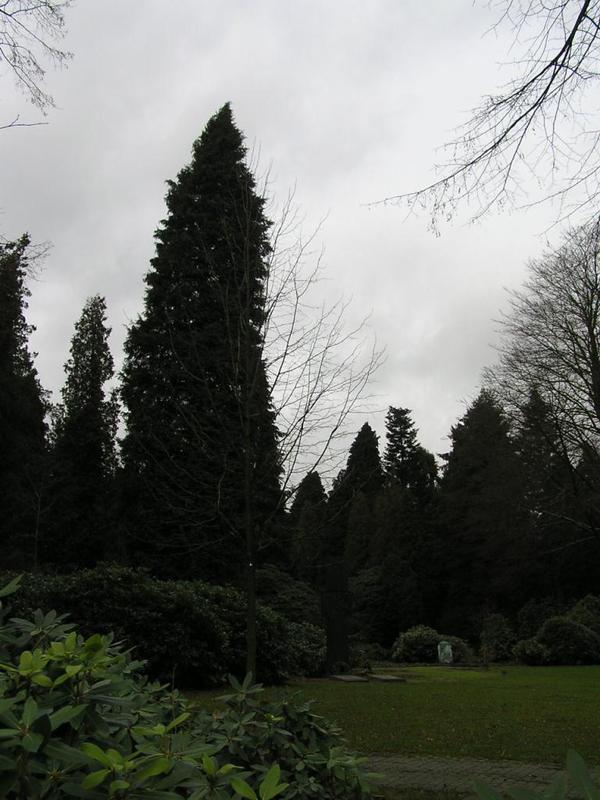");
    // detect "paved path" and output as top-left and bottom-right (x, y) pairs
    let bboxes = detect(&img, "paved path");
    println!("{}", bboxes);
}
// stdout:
(365, 754), (565, 795)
